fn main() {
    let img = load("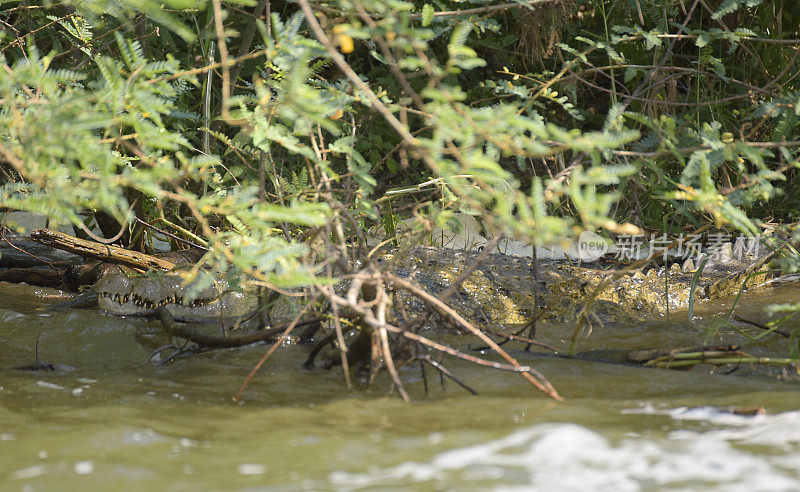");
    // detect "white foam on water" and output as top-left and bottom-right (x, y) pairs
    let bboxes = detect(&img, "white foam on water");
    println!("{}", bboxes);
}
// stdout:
(628, 405), (800, 447)
(35, 381), (64, 390)
(9, 465), (49, 481)
(328, 410), (800, 491)
(73, 461), (94, 475)
(238, 463), (267, 475)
